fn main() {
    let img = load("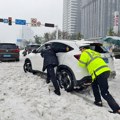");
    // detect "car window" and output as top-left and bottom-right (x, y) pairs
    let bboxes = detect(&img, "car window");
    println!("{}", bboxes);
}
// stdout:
(36, 42), (73, 53)
(52, 42), (73, 53)
(0, 44), (17, 49)
(30, 45), (40, 48)
(89, 43), (108, 53)
(37, 45), (46, 53)
(26, 45), (40, 50)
